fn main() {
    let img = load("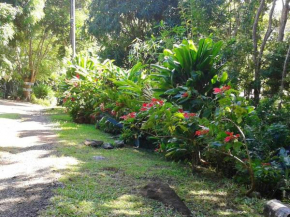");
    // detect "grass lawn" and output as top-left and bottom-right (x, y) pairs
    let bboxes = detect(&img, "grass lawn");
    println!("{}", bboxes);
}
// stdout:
(42, 108), (265, 217)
